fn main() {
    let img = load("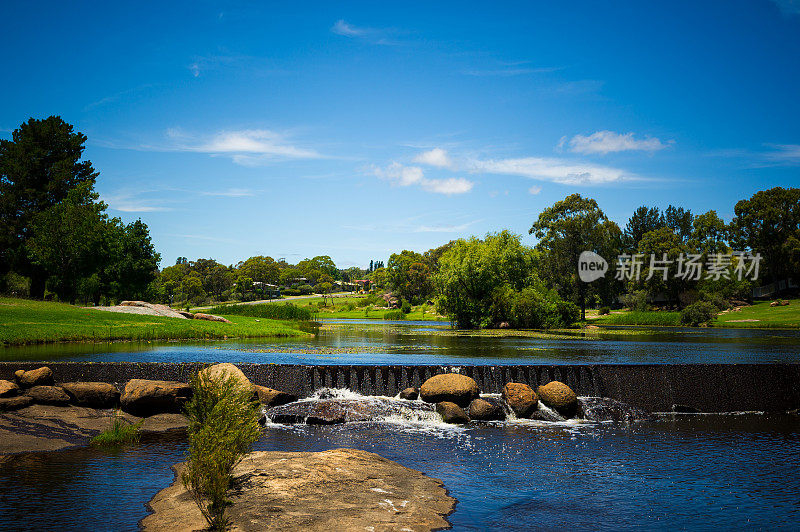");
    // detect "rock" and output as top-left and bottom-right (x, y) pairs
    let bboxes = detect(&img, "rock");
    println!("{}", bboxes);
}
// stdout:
(0, 396), (33, 411)
(177, 311), (194, 319)
(14, 370), (24, 381)
(142, 449), (455, 532)
(199, 363), (251, 391)
(468, 397), (505, 421)
(436, 401), (470, 424)
(0, 380), (19, 398)
(498, 321), (511, 329)
(529, 405), (566, 422)
(578, 397), (655, 422)
(118, 301), (189, 319)
(120, 379), (192, 416)
(399, 387), (419, 400)
(267, 397), (435, 425)
(502, 382), (538, 418)
(193, 313), (232, 323)
(253, 385), (296, 407)
(16, 367), (54, 388)
(537, 381), (578, 417)
(60, 382), (120, 408)
(420, 373), (479, 407)
(26, 386), (70, 405)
